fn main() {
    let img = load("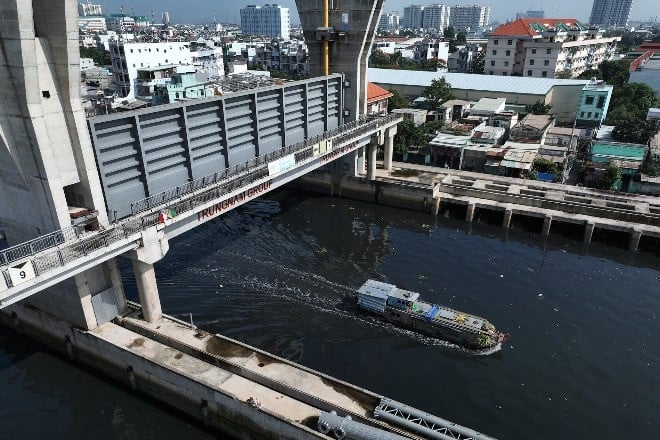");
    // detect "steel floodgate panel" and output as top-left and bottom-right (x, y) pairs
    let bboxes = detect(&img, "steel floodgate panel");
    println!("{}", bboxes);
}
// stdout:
(88, 75), (344, 220)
